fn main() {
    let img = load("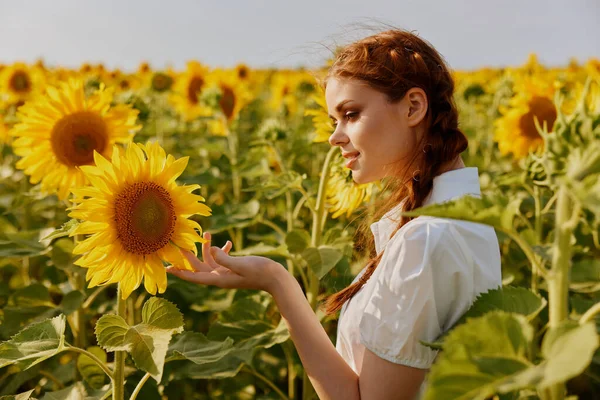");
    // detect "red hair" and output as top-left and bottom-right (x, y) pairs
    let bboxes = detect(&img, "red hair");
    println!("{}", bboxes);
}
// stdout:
(320, 29), (468, 316)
